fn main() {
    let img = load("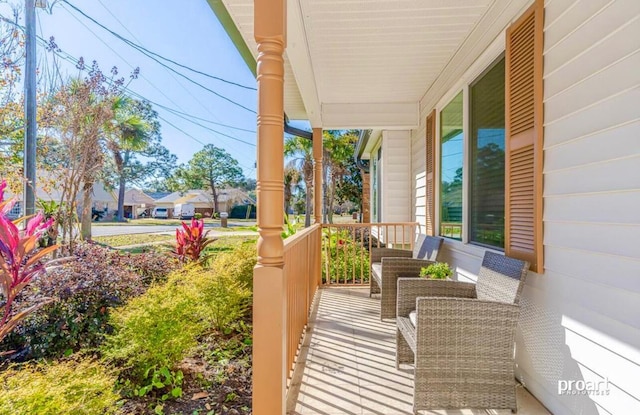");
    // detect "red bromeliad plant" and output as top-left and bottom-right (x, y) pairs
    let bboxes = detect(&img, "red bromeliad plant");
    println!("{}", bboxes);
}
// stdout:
(173, 219), (215, 263)
(0, 181), (57, 342)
